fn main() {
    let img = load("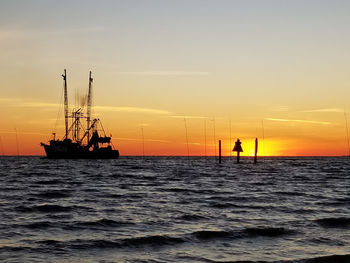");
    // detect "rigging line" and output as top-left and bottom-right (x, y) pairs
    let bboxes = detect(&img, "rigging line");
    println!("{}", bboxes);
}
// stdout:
(184, 117), (190, 164)
(99, 119), (107, 137)
(344, 111), (350, 158)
